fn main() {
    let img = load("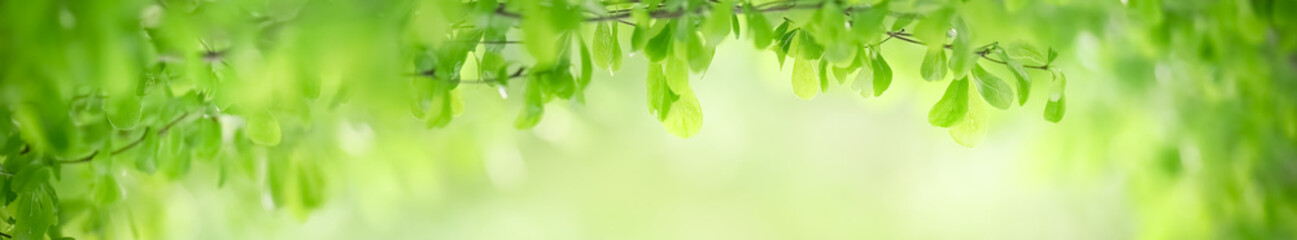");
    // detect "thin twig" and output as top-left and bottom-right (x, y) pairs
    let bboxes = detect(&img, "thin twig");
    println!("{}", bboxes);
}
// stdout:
(62, 111), (194, 164)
